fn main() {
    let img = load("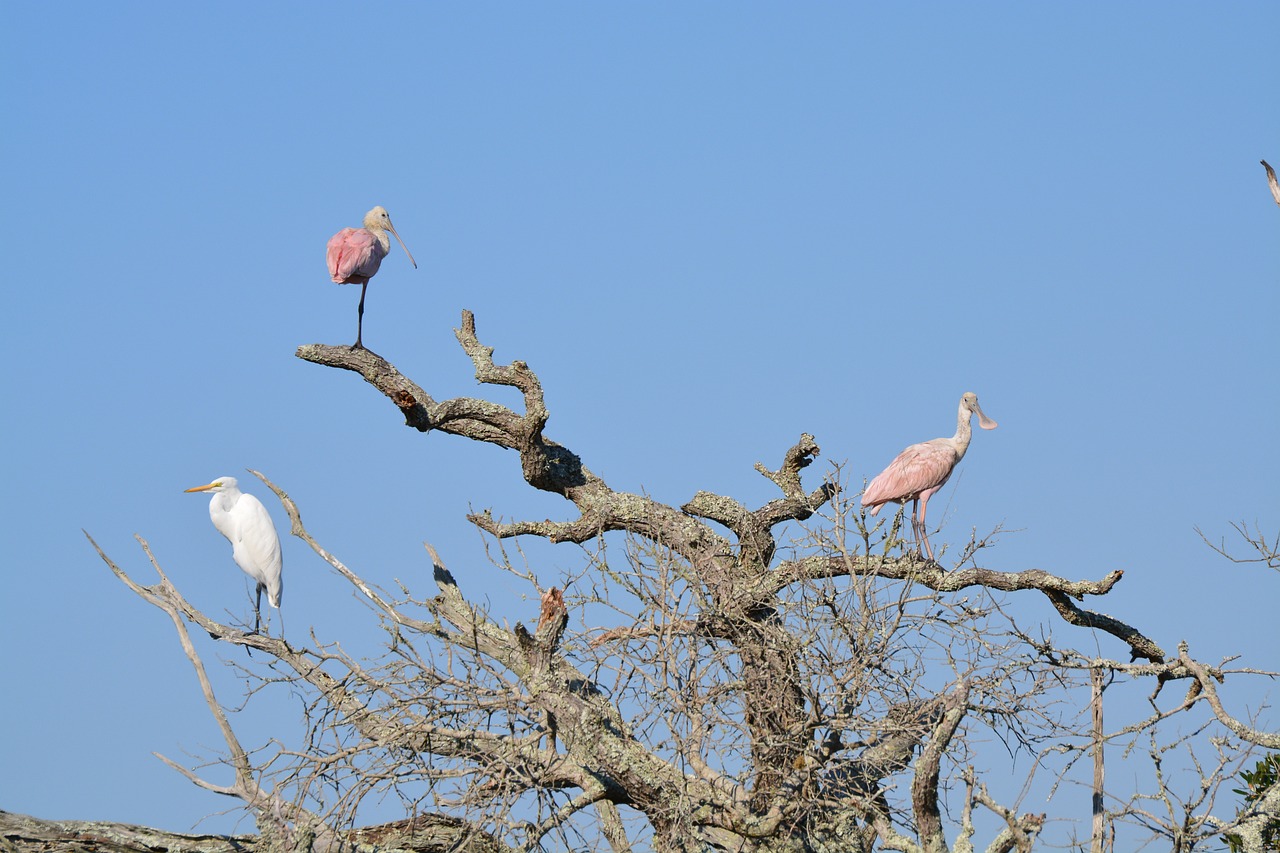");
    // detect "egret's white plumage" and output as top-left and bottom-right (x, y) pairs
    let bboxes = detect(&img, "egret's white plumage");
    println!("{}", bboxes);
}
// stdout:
(184, 476), (283, 632)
